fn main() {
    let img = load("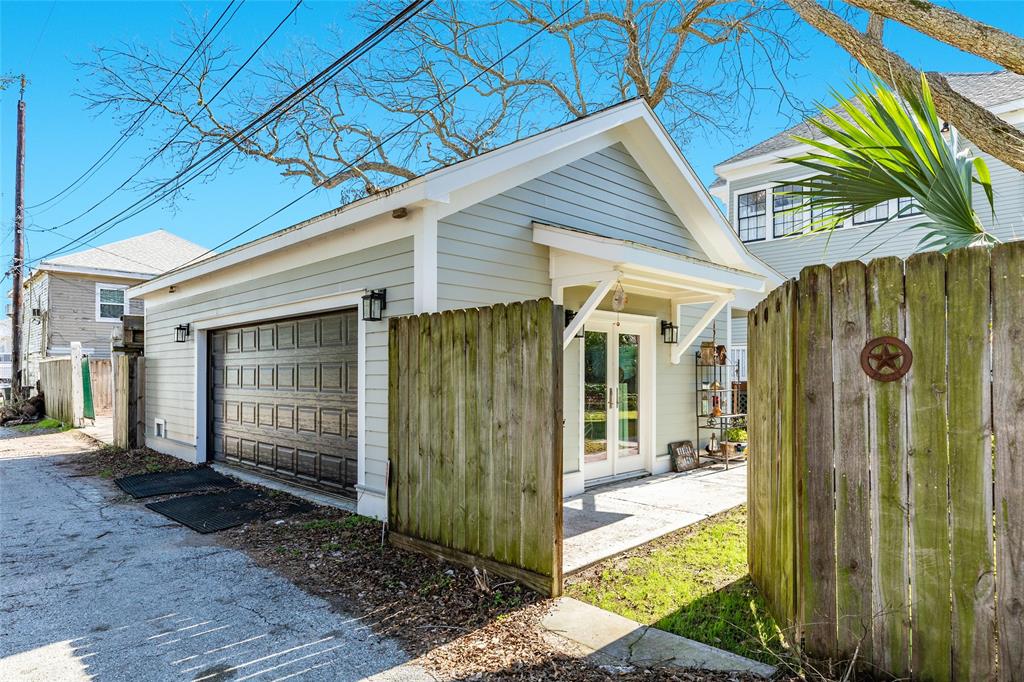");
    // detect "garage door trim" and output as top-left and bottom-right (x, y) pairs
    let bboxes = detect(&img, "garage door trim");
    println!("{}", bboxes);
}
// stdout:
(192, 291), (365, 491)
